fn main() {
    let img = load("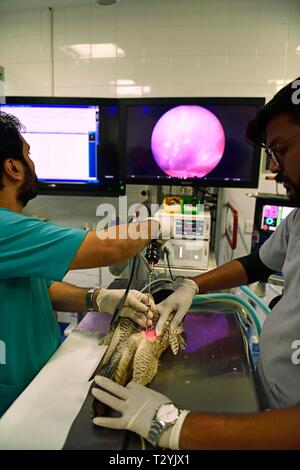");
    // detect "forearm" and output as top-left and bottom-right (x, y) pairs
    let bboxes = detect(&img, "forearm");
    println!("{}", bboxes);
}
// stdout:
(70, 220), (159, 270)
(191, 260), (248, 293)
(48, 281), (100, 312)
(179, 408), (300, 450)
